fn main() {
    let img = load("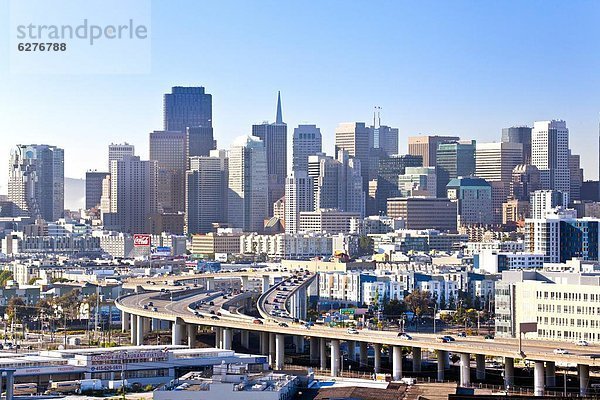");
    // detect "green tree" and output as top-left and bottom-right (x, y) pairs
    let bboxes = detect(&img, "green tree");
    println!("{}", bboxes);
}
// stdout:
(6, 297), (25, 322)
(0, 270), (14, 286)
(358, 236), (374, 256)
(383, 299), (406, 319)
(404, 289), (433, 322)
